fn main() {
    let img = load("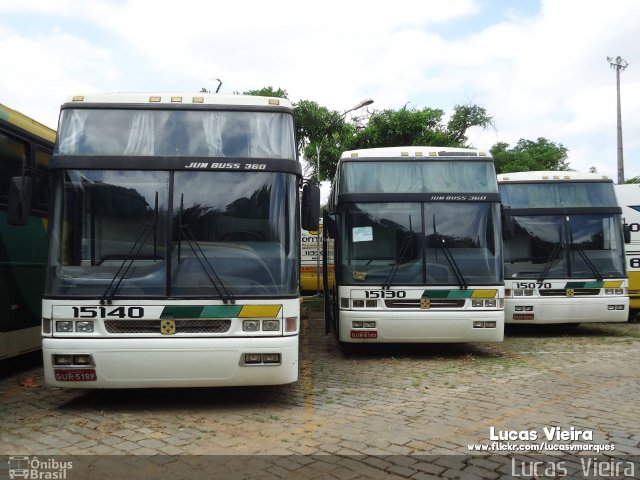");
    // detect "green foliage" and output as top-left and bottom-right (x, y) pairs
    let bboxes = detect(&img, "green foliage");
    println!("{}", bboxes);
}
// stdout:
(491, 138), (570, 174)
(293, 100), (353, 183)
(310, 103), (494, 181)
(625, 176), (640, 184)
(242, 86), (289, 99)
